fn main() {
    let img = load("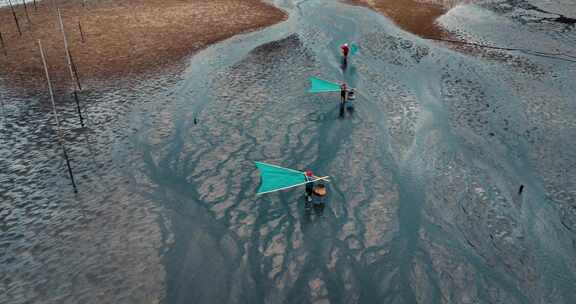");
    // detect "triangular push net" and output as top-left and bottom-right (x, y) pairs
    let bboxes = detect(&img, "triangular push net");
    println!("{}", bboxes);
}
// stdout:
(350, 43), (359, 55)
(255, 162), (306, 195)
(308, 77), (341, 93)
